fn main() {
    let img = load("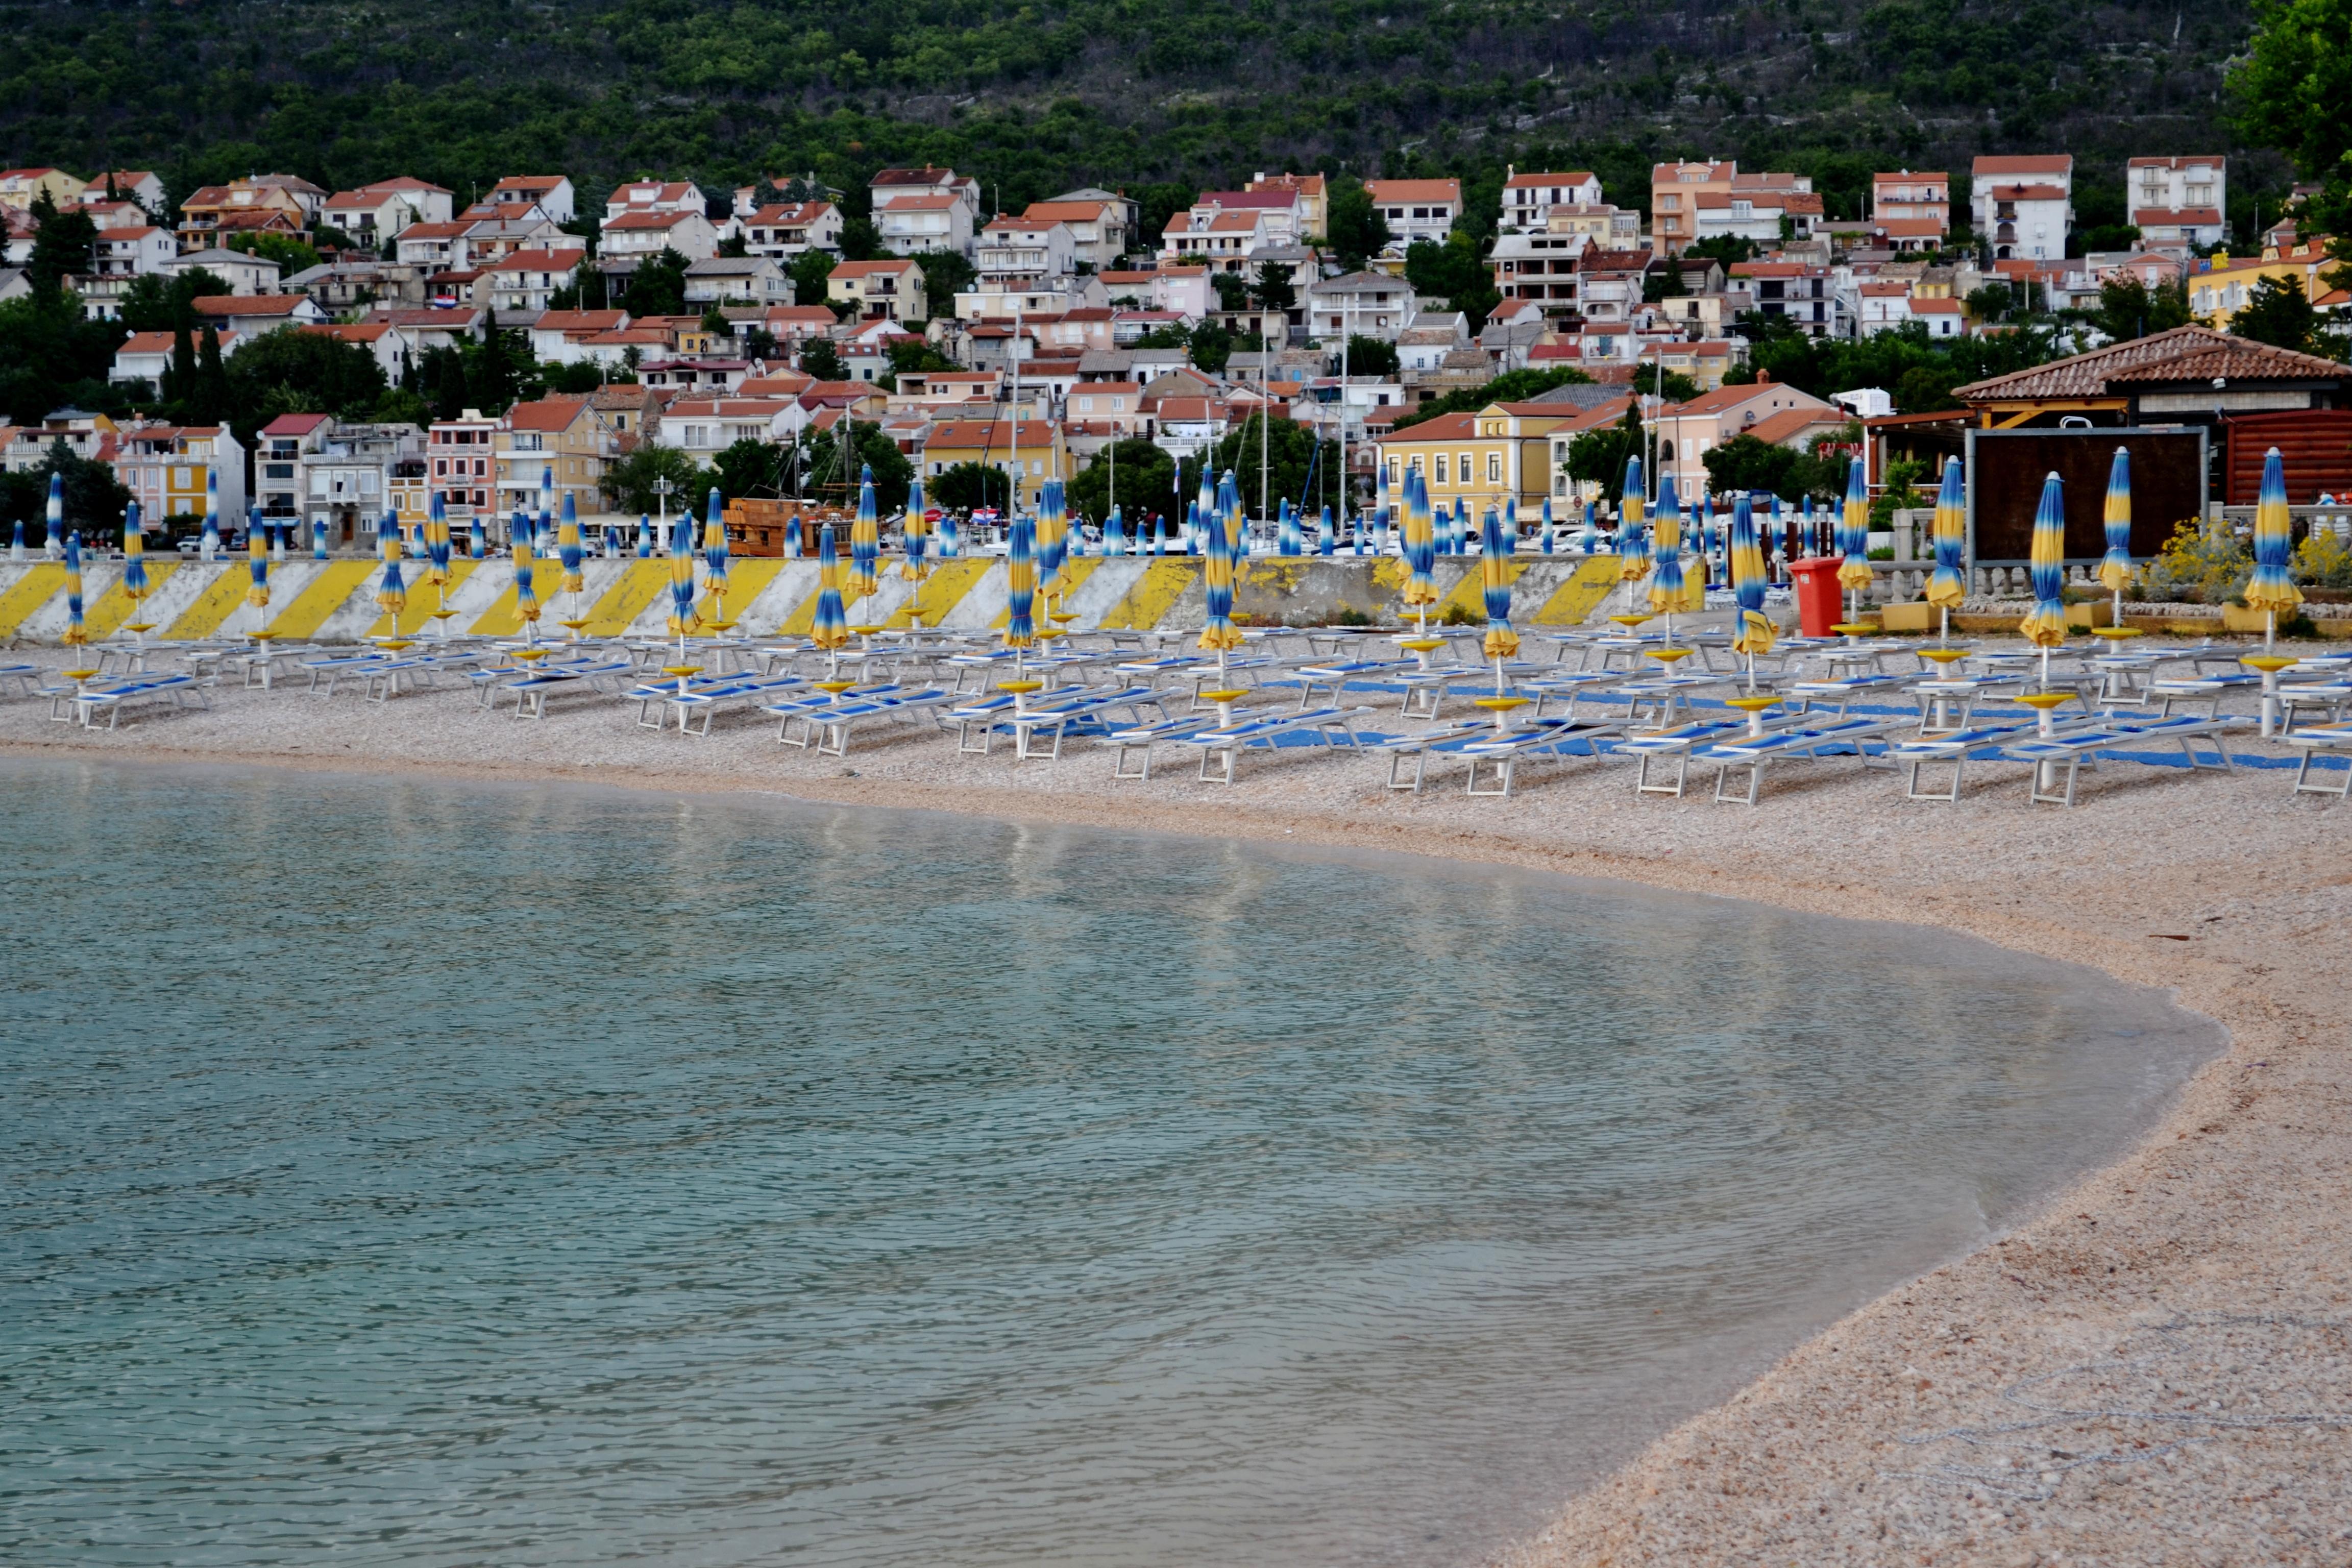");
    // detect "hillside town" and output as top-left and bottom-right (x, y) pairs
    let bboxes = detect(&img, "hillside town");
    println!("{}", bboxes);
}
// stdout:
(1, 152), (2343, 545)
